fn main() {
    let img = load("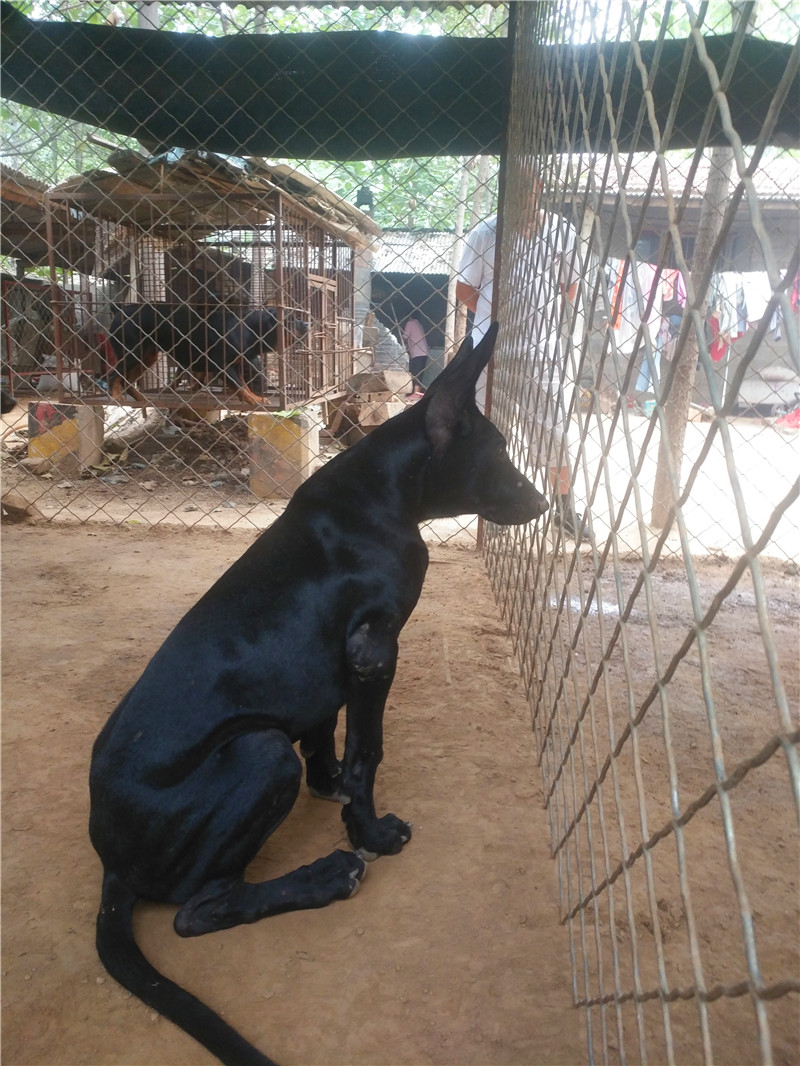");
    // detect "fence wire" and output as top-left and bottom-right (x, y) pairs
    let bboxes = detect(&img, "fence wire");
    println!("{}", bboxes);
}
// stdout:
(485, 3), (799, 1065)
(1, 2), (799, 1064)
(1, 0), (506, 540)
